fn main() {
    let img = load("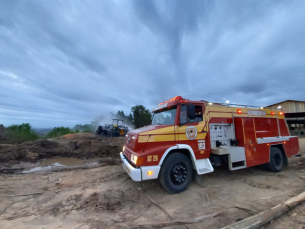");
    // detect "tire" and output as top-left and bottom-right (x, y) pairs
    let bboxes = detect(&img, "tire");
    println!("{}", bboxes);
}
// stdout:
(266, 147), (284, 172)
(159, 153), (193, 194)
